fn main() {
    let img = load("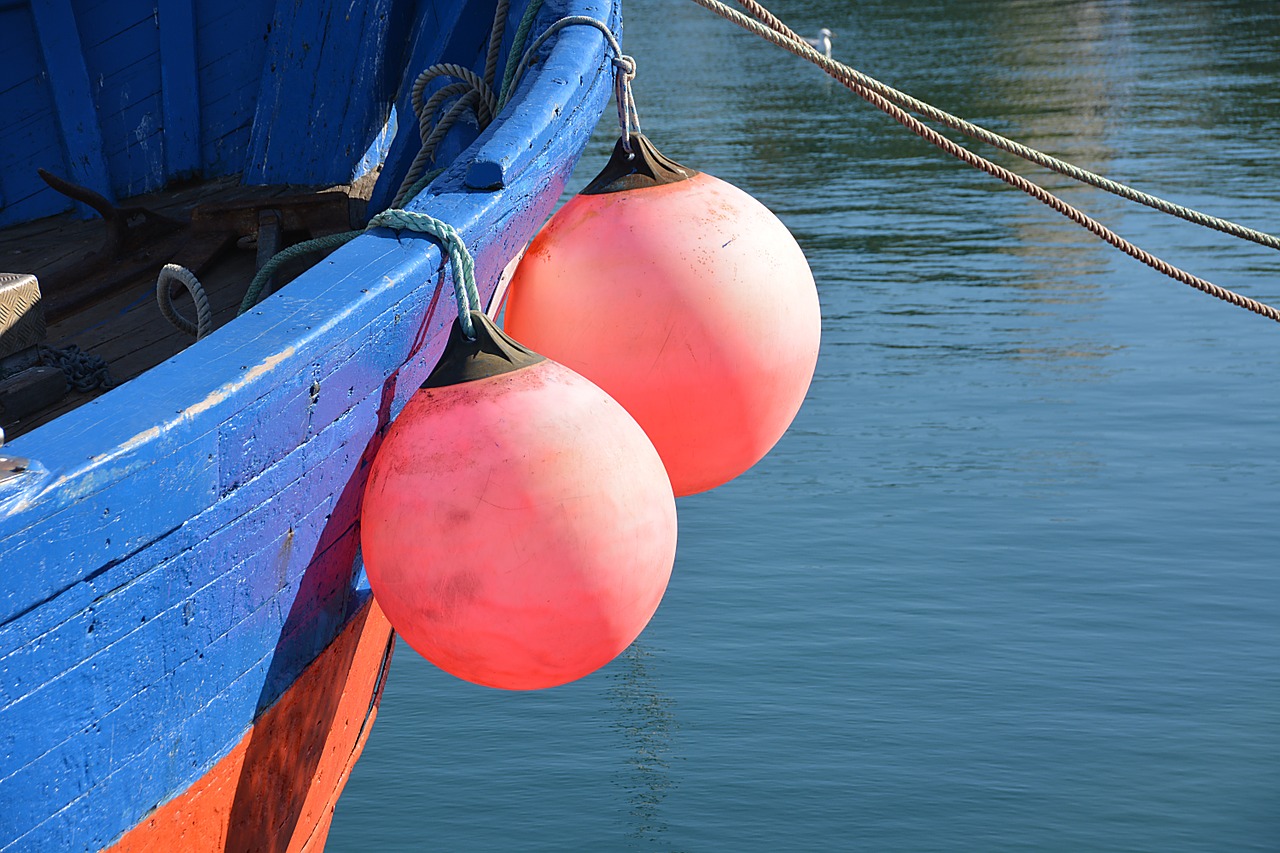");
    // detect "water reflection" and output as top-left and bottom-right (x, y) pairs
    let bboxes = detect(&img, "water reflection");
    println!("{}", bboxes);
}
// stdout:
(605, 643), (679, 845)
(332, 4), (1280, 850)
